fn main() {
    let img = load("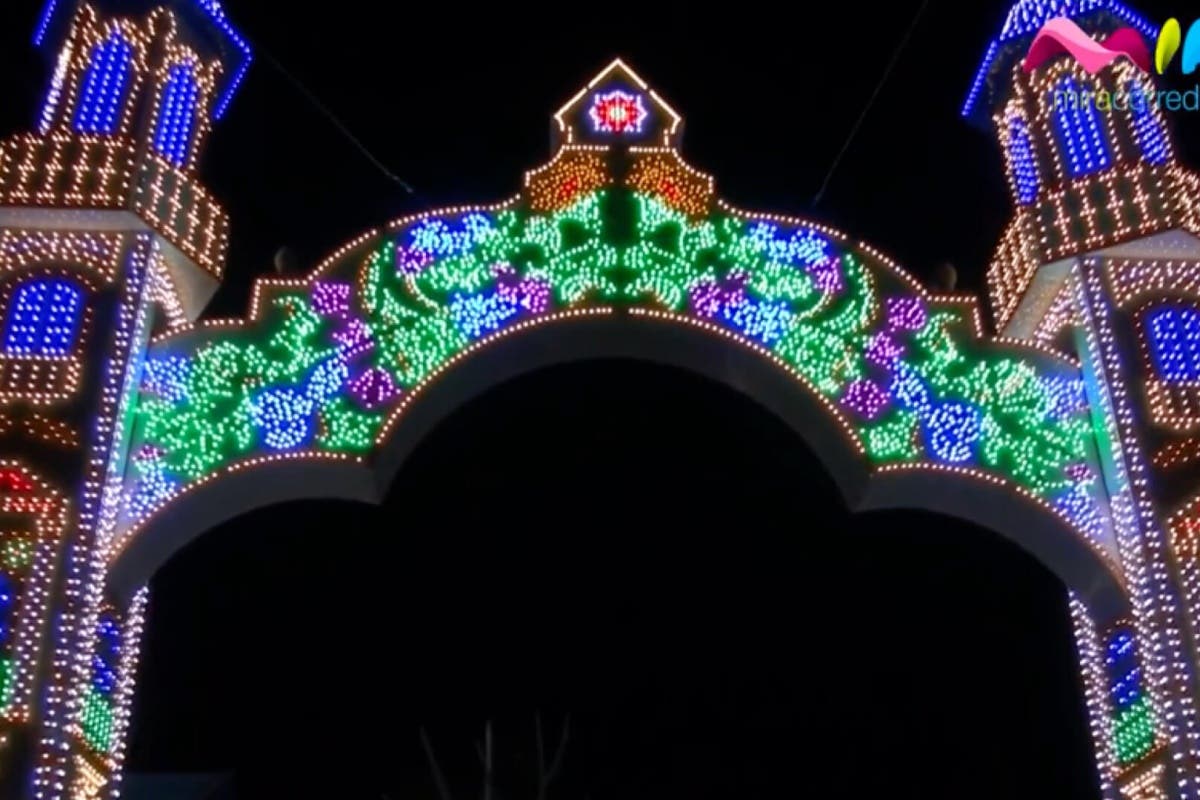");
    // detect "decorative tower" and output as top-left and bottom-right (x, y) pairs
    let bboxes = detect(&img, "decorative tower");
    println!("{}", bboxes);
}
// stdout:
(966, 2), (1200, 798)
(966, 0), (1200, 344)
(0, 1), (247, 798)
